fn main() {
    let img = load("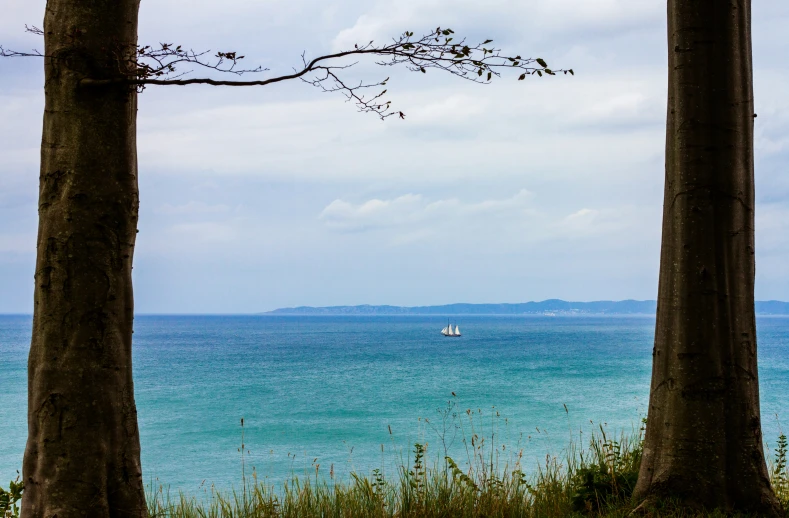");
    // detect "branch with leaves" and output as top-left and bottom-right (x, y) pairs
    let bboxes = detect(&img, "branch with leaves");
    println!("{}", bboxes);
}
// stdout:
(2, 26), (572, 119)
